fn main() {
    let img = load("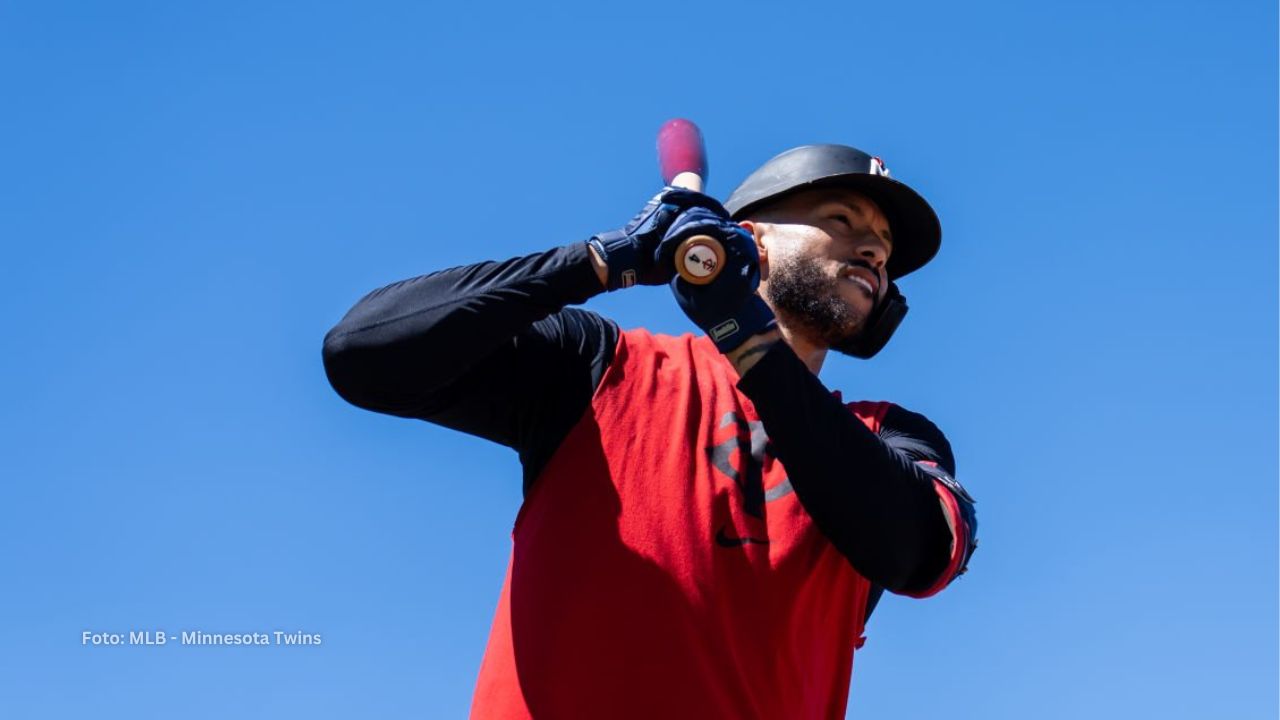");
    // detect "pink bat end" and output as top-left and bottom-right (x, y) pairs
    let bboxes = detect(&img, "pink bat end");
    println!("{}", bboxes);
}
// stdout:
(657, 118), (707, 186)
